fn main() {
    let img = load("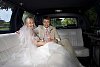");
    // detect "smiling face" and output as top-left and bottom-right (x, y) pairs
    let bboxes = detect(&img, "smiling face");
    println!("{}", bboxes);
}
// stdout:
(43, 19), (50, 28)
(25, 17), (35, 29)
